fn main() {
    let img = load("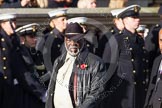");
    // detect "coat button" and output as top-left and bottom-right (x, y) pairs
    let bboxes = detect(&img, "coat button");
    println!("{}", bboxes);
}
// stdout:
(133, 70), (136, 74)
(142, 46), (145, 49)
(2, 48), (6, 51)
(42, 72), (44, 75)
(3, 57), (6, 60)
(146, 60), (149, 63)
(130, 48), (133, 50)
(57, 44), (60, 48)
(134, 82), (137, 85)
(146, 69), (149, 73)
(4, 76), (7, 79)
(142, 81), (146, 84)
(1, 38), (5, 42)
(3, 66), (6, 70)
(87, 44), (90, 47)
(51, 93), (53, 96)
(131, 59), (134, 62)
(142, 58), (145, 61)
(158, 97), (162, 101)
